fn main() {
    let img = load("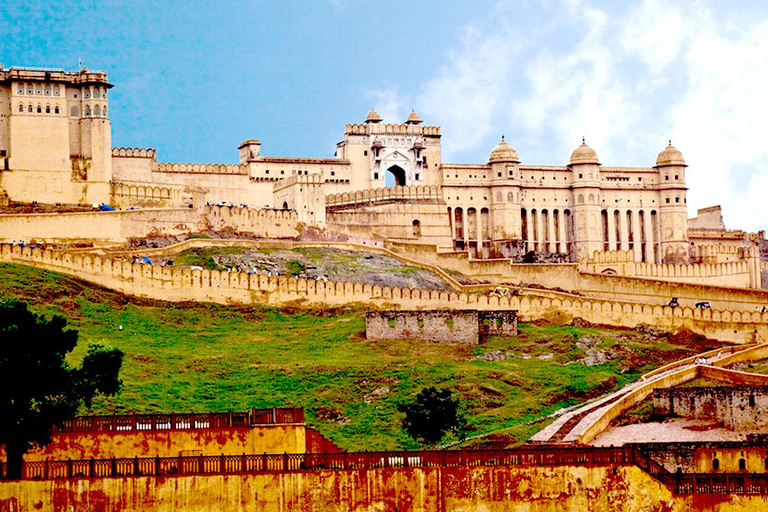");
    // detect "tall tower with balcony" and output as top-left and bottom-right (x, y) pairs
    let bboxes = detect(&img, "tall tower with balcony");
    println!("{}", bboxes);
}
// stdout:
(488, 137), (522, 256)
